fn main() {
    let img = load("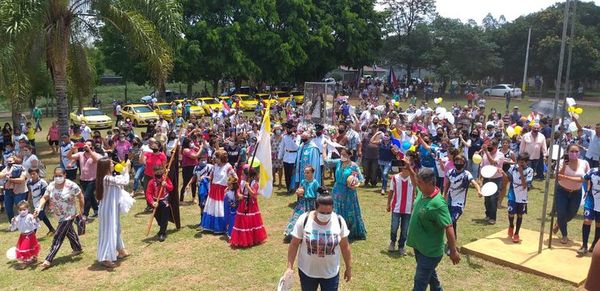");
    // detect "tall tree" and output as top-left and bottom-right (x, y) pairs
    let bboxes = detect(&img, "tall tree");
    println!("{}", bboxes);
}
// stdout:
(0, 0), (182, 135)
(381, 0), (436, 81)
